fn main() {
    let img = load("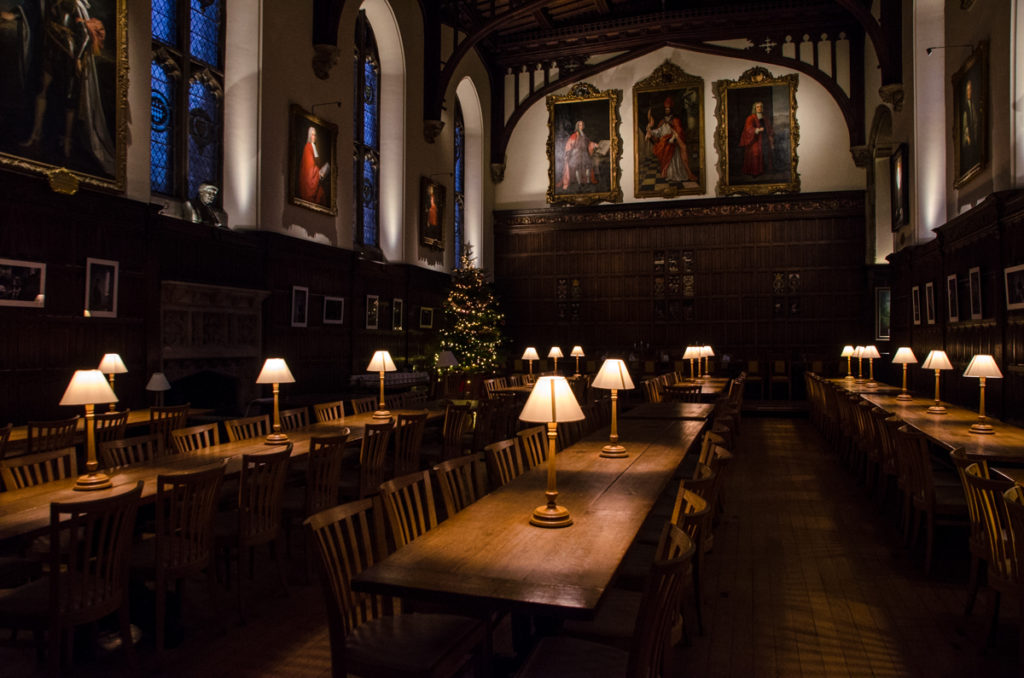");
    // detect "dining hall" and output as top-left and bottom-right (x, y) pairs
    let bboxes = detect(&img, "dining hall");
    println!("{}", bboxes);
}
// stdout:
(1, 0), (1024, 676)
